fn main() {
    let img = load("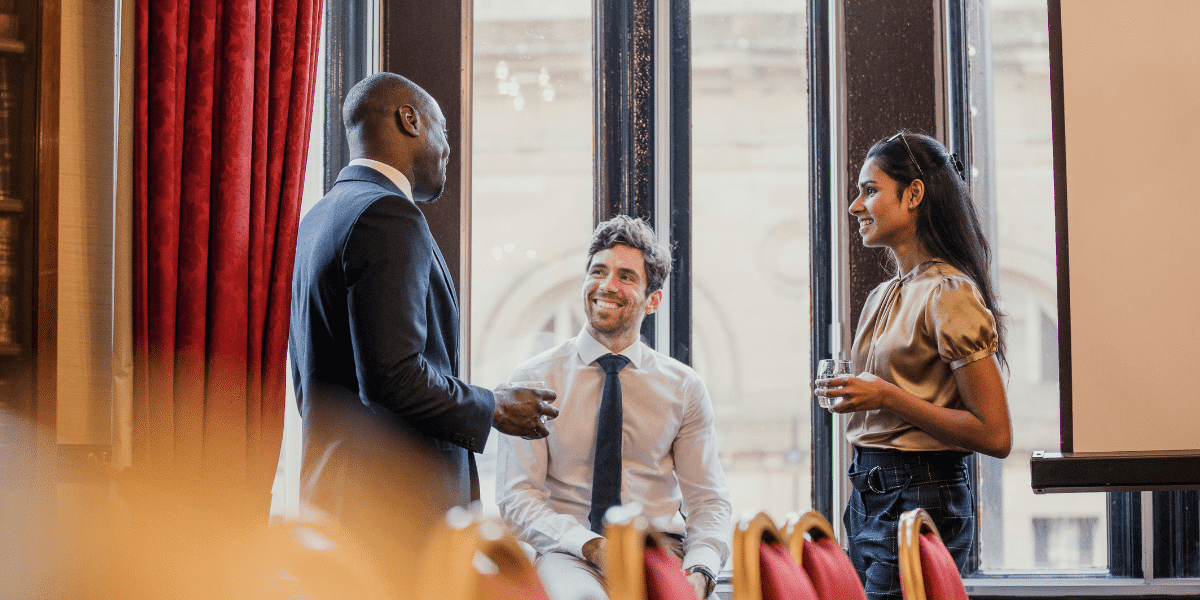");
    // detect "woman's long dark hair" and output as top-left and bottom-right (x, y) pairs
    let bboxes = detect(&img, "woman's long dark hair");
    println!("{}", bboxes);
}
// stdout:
(865, 130), (1007, 367)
